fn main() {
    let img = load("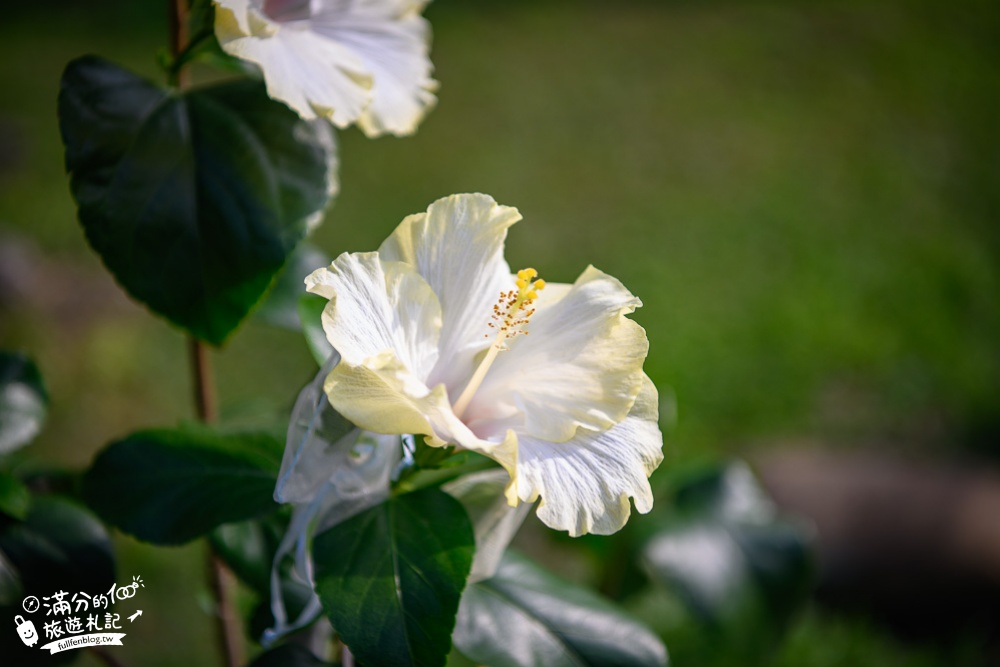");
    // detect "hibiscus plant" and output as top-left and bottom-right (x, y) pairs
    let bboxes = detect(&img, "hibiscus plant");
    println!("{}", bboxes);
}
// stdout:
(0, 1), (816, 666)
